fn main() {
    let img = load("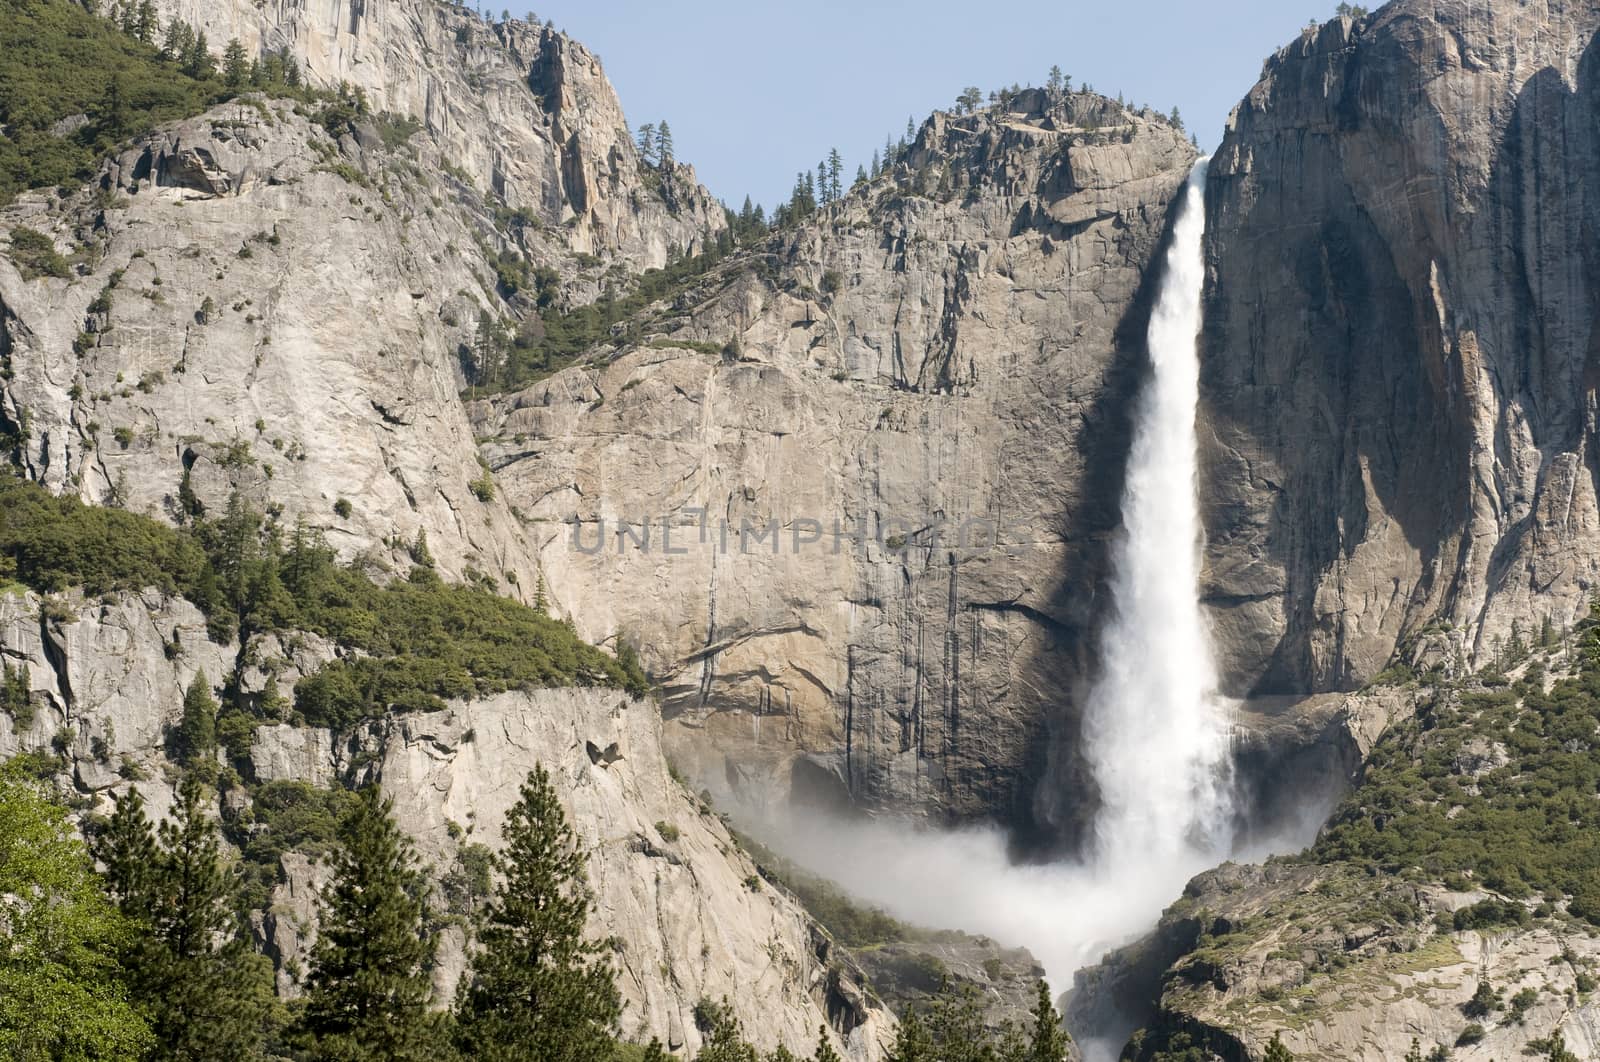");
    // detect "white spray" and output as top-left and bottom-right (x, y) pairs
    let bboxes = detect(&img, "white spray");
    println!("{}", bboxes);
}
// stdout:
(757, 163), (1240, 1037)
